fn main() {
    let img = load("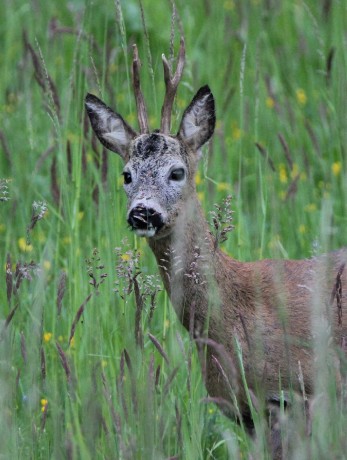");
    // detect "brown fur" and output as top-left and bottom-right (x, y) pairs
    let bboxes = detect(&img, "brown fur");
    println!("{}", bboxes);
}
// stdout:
(149, 191), (347, 429)
(85, 44), (347, 456)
